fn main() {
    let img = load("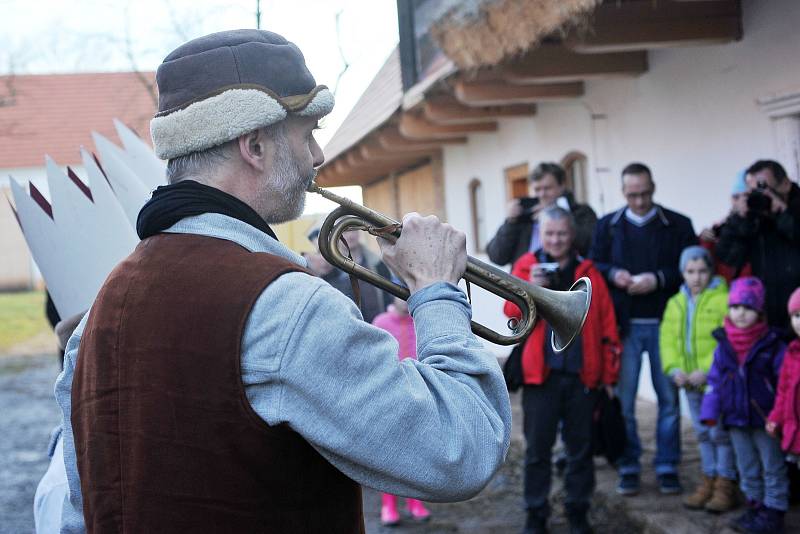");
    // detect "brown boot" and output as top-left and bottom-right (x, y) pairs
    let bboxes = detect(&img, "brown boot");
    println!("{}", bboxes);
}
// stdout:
(705, 476), (739, 513)
(683, 475), (715, 509)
